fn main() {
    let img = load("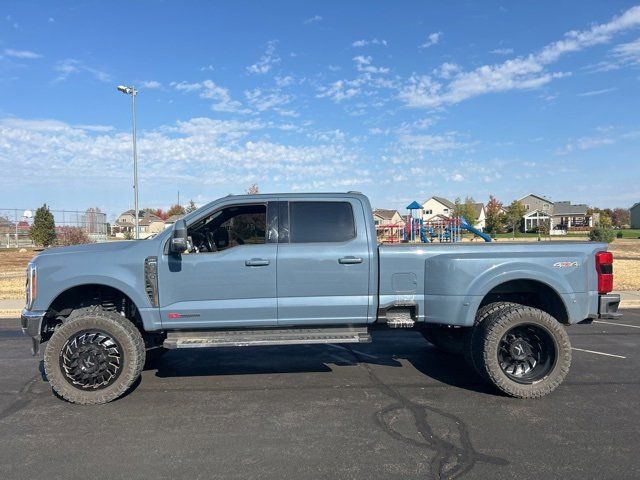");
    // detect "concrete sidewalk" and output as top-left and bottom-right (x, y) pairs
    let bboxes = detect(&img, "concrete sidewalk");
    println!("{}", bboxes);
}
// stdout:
(2, 291), (639, 318)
